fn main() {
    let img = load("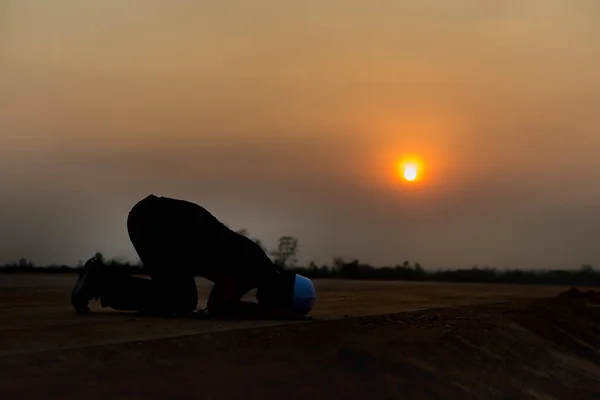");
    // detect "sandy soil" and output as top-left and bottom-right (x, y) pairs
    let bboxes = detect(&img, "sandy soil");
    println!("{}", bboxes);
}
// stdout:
(1, 286), (600, 399)
(0, 274), (570, 356)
